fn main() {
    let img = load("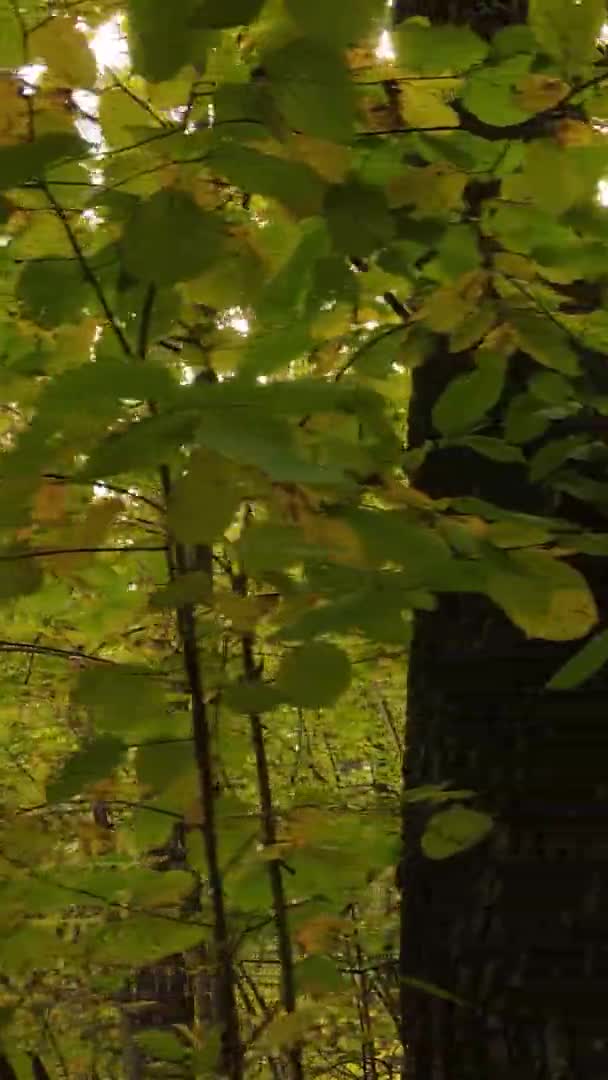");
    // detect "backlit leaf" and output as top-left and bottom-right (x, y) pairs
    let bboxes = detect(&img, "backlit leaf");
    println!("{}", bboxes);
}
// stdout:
(422, 805), (493, 859)
(528, 0), (604, 77)
(487, 549), (598, 640)
(264, 39), (356, 143)
(30, 18), (96, 88)
(286, 0), (385, 46)
(191, 0), (265, 28)
(168, 449), (241, 544)
(122, 190), (225, 285)
(397, 21), (488, 73)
